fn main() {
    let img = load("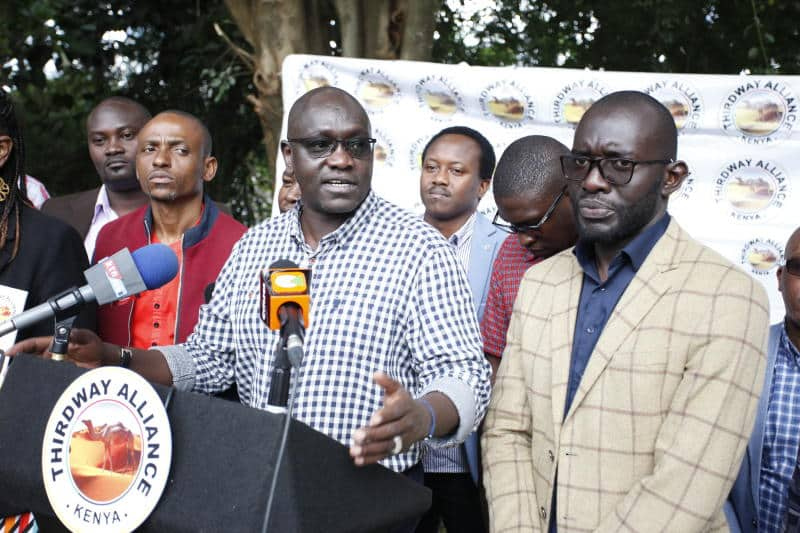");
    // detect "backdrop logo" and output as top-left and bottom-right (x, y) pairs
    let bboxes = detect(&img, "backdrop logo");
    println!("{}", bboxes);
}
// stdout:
(297, 60), (338, 93)
(714, 158), (789, 221)
(42, 367), (172, 532)
(740, 238), (784, 276)
(373, 129), (395, 167)
(480, 81), (535, 127)
(673, 175), (696, 203)
(552, 80), (607, 125)
(409, 135), (432, 171)
(357, 69), (399, 112)
(721, 81), (797, 144)
(415, 76), (463, 119)
(645, 79), (704, 130)
(0, 294), (18, 321)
